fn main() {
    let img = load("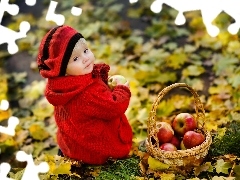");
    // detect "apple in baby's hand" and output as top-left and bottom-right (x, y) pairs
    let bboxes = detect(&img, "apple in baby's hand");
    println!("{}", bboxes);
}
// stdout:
(108, 75), (127, 90)
(183, 131), (205, 149)
(169, 135), (180, 149)
(160, 143), (177, 151)
(172, 113), (197, 136)
(156, 122), (174, 144)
